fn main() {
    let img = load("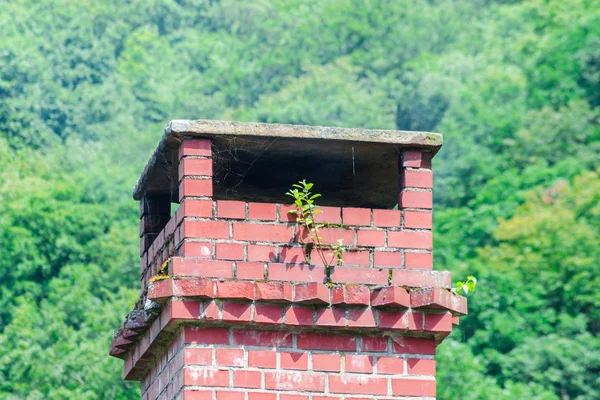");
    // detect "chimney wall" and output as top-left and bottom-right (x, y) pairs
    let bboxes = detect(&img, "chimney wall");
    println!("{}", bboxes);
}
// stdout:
(111, 128), (466, 400)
